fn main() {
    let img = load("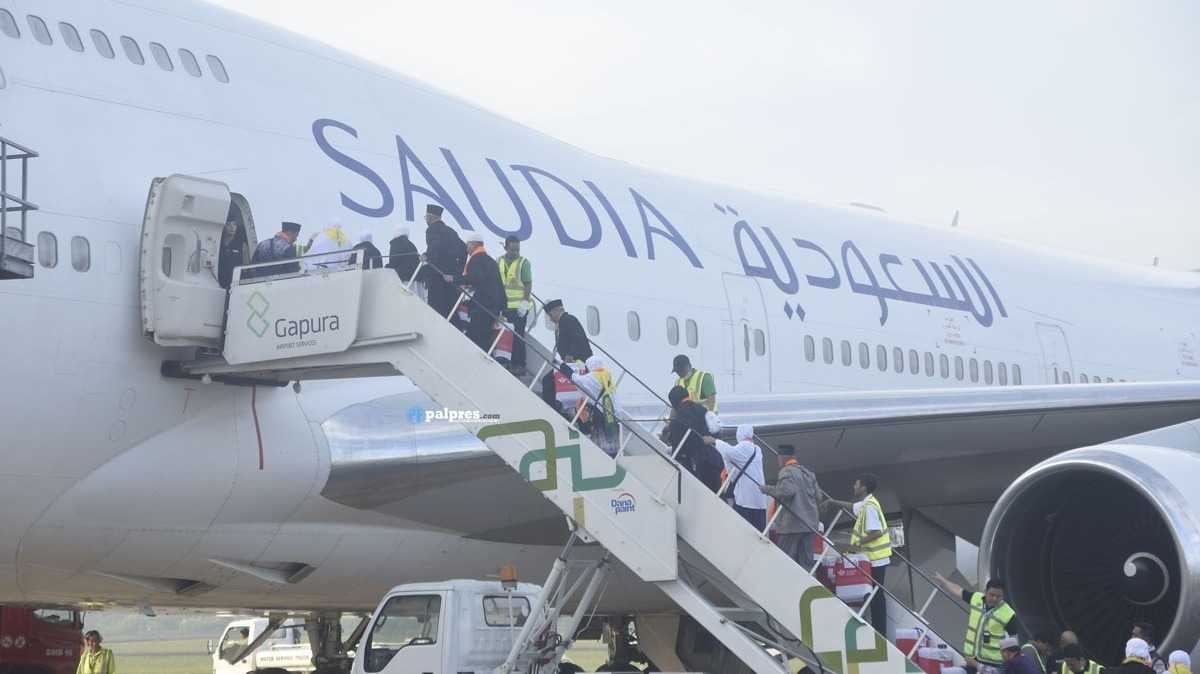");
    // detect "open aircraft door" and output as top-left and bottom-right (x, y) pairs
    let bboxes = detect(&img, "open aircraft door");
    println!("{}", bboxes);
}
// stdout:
(1036, 322), (1075, 384)
(139, 174), (256, 348)
(722, 273), (772, 392)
